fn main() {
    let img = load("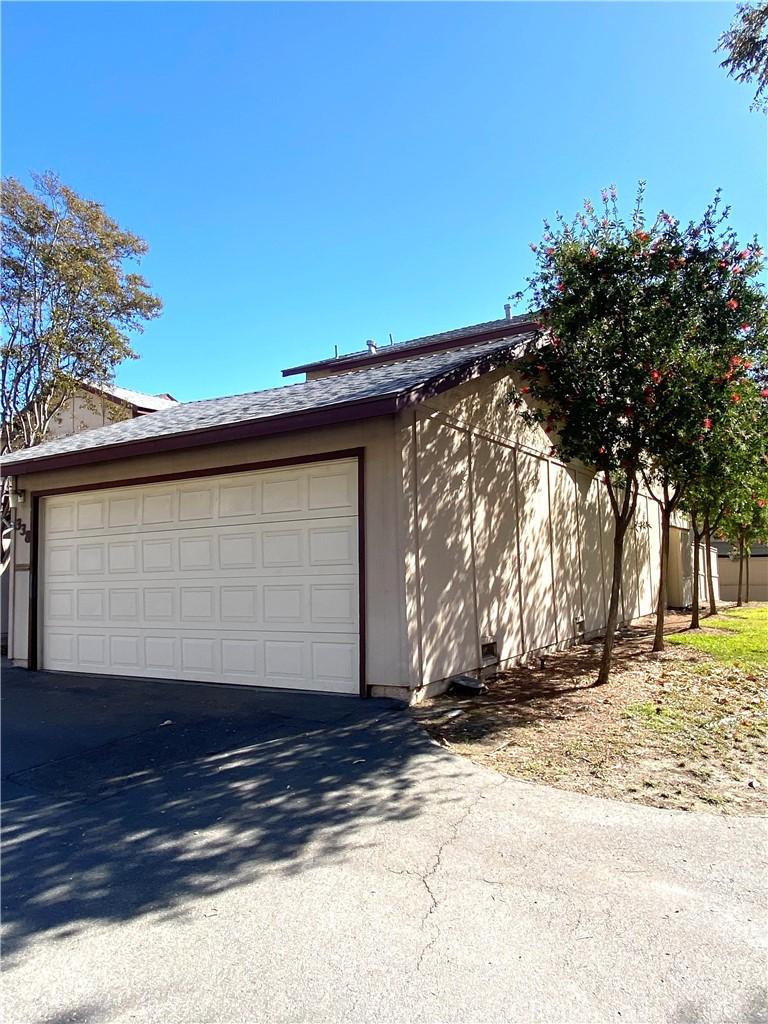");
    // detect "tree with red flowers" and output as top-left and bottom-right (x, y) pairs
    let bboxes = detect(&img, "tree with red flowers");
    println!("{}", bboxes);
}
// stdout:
(515, 184), (766, 684)
(681, 377), (768, 625)
(634, 198), (767, 645)
(720, 425), (768, 602)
